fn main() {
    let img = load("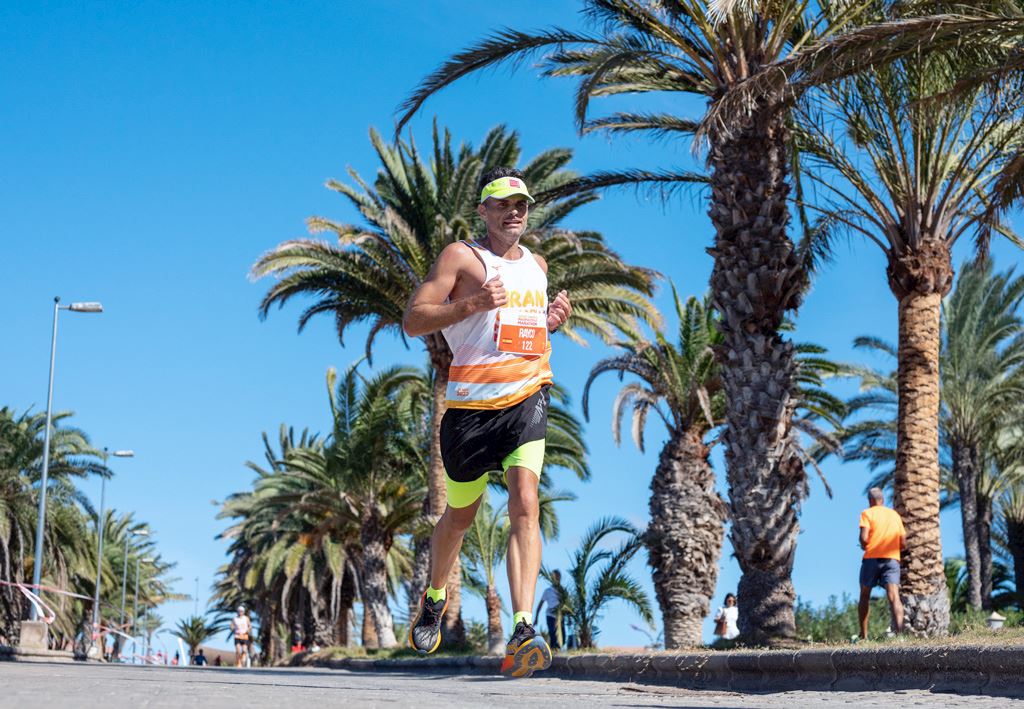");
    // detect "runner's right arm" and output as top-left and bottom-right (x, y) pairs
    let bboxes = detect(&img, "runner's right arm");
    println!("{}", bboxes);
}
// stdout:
(403, 243), (506, 336)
